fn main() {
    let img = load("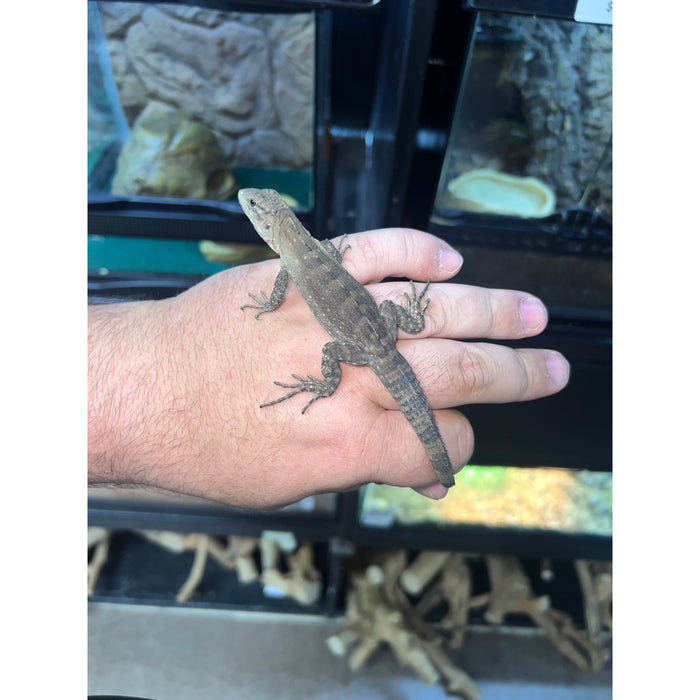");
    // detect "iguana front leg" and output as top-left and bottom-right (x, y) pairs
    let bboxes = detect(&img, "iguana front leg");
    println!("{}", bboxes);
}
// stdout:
(262, 341), (370, 414)
(240, 267), (291, 319)
(323, 234), (350, 262)
(241, 237), (349, 319)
